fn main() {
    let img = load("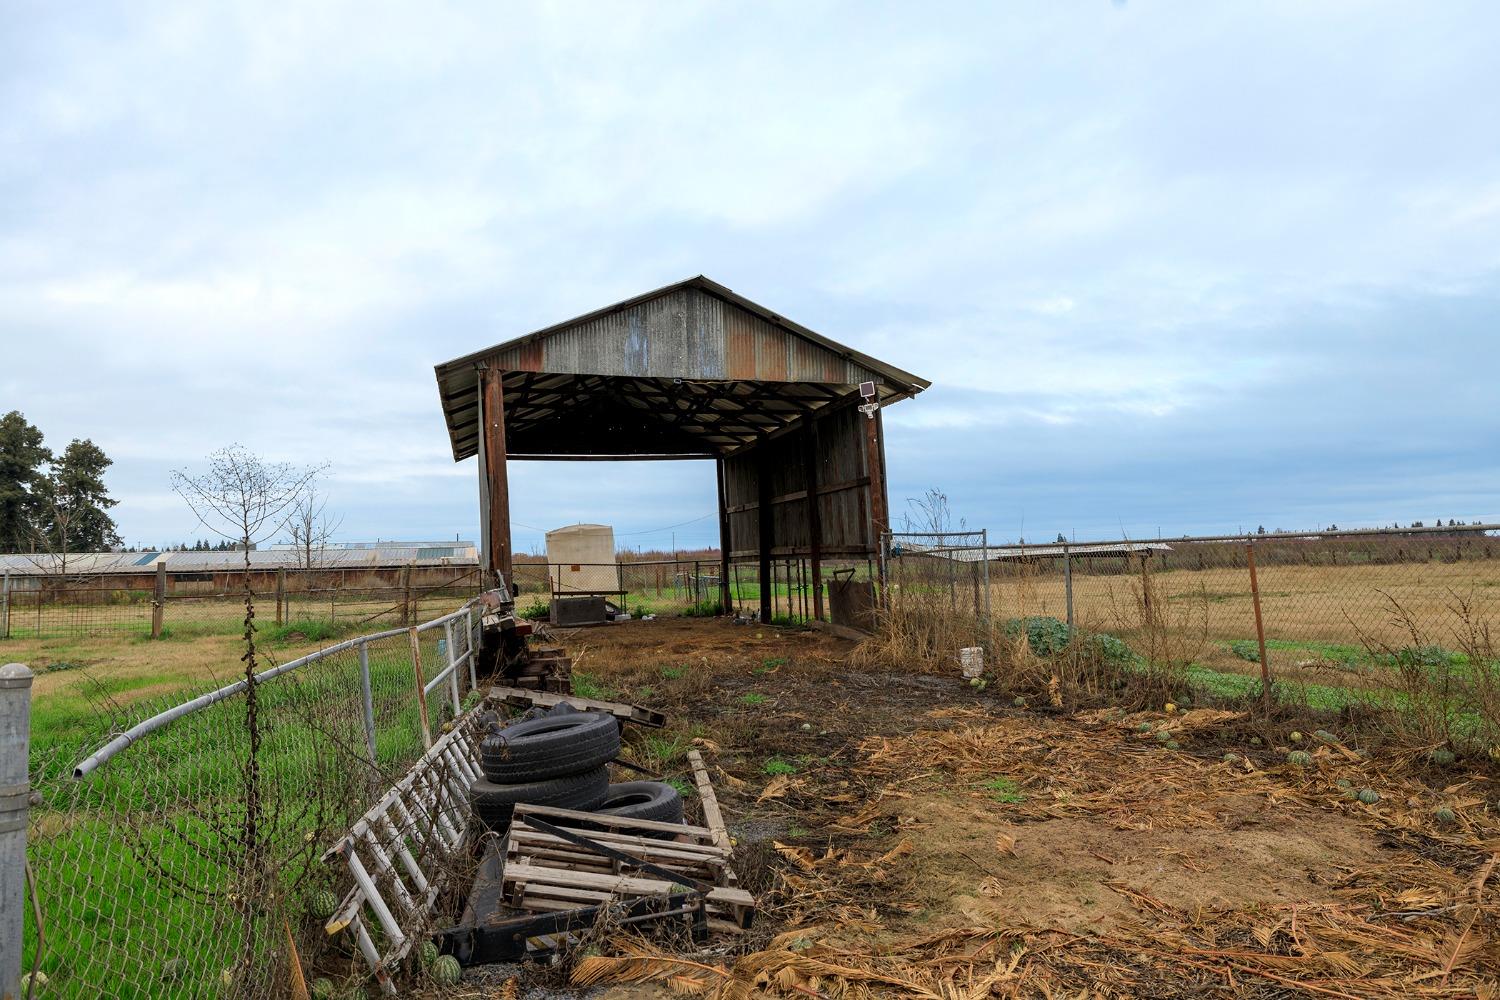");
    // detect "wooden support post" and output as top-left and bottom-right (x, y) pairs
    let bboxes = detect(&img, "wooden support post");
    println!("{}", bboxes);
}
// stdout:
(409, 627), (432, 749)
(151, 561), (166, 639)
(801, 421), (825, 621)
(1246, 544), (1273, 715)
(862, 405), (889, 596)
(716, 458), (732, 615)
(275, 567), (286, 627)
(481, 368), (513, 591)
(757, 449), (773, 624)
